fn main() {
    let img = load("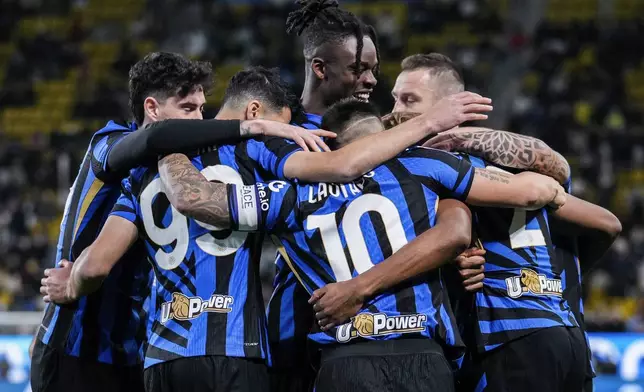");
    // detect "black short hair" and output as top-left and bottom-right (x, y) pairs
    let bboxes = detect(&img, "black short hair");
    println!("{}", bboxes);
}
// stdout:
(321, 97), (381, 134)
(128, 52), (213, 125)
(286, 0), (380, 76)
(401, 53), (464, 89)
(221, 66), (295, 114)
